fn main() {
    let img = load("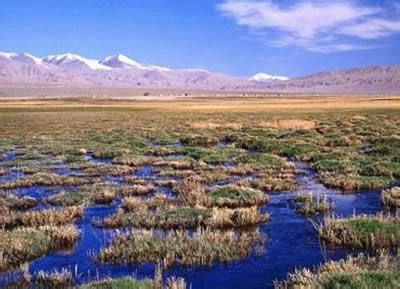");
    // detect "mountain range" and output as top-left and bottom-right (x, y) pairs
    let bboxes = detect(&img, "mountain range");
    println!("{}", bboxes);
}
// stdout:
(0, 52), (399, 94)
